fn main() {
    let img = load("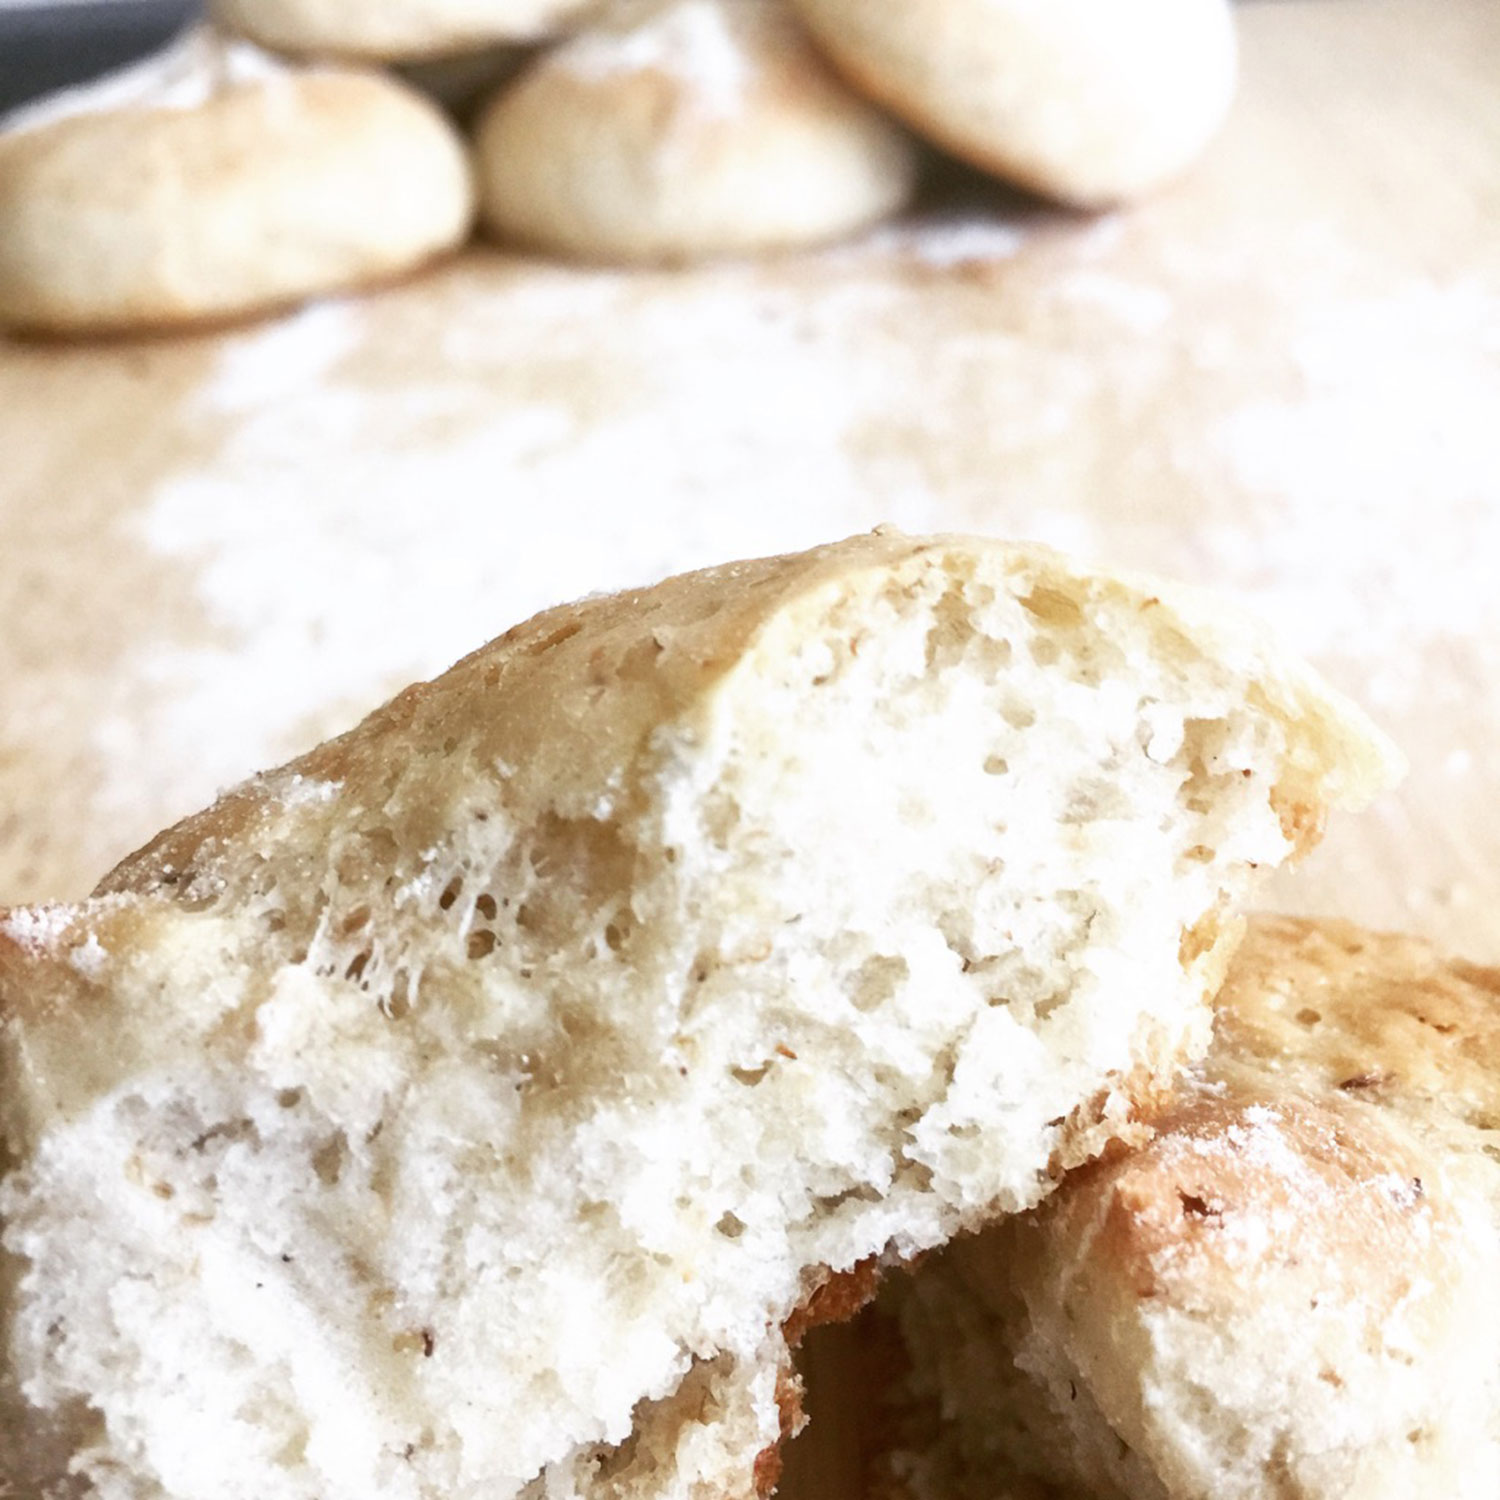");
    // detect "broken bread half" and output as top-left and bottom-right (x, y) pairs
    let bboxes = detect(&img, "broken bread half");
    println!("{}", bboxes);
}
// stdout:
(0, 532), (1395, 1500)
(886, 916), (1500, 1500)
